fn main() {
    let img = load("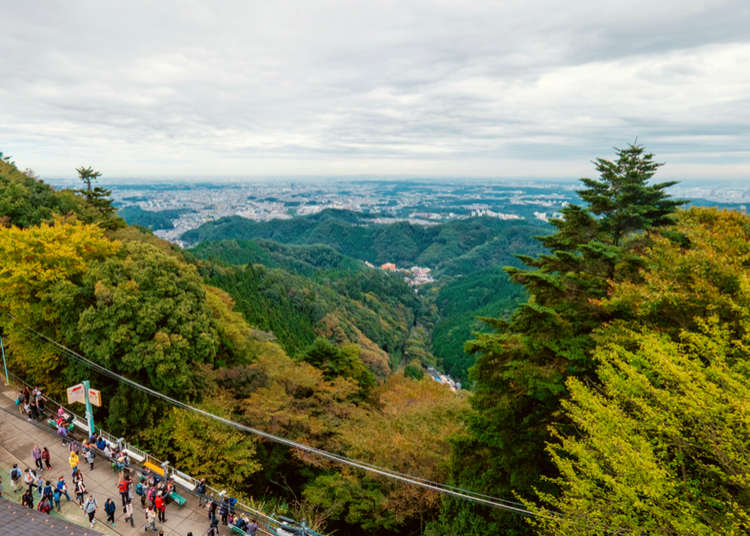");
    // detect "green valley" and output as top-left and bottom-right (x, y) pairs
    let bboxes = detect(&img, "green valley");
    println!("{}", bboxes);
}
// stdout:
(184, 211), (547, 381)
